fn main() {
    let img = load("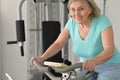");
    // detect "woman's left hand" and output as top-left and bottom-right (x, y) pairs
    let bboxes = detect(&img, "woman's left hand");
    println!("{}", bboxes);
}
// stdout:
(82, 59), (97, 71)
